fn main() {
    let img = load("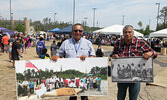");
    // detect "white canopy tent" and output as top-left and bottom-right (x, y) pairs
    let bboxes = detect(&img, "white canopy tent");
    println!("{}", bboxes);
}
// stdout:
(93, 25), (144, 37)
(149, 28), (167, 38)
